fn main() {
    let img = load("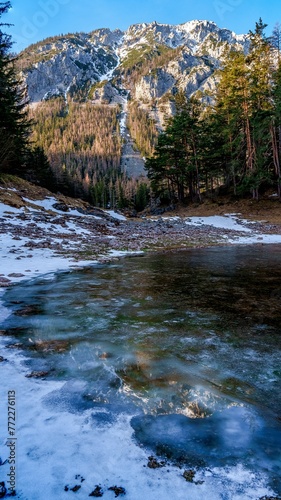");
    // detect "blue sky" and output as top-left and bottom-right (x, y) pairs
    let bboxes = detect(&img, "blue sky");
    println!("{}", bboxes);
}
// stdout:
(4, 0), (281, 53)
